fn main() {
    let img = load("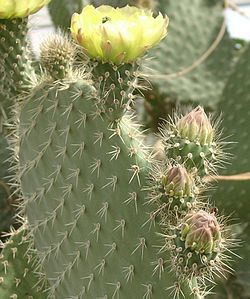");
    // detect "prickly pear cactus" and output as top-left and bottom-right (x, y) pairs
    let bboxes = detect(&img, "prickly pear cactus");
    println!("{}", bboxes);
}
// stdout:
(18, 75), (195, 298)
(0, 1), (246, 298)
